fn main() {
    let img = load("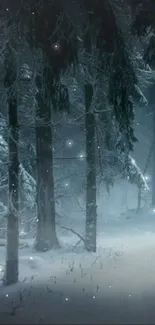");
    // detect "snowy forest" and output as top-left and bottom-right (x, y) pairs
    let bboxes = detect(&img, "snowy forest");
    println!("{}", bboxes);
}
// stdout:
(0, 0), (155, 323)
